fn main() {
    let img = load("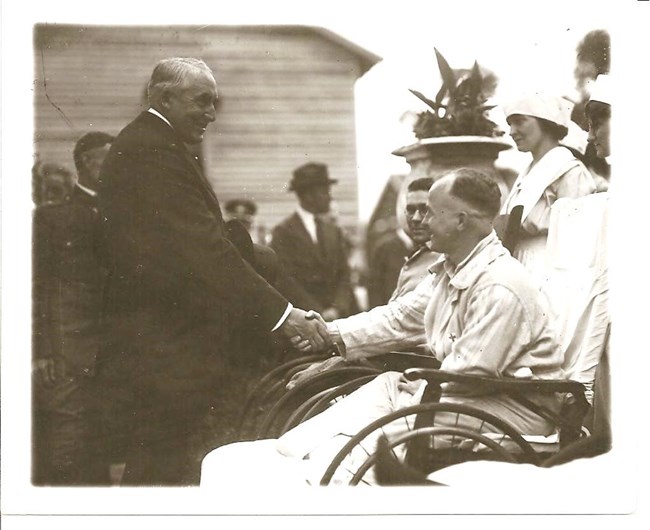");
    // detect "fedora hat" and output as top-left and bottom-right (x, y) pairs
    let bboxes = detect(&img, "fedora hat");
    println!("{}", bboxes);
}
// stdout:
(288, 162), (338, 192)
